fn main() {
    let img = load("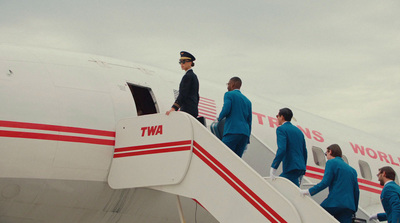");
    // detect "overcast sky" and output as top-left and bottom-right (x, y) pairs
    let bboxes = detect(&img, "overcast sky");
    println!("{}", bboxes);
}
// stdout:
(1, 1), (399, 143)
